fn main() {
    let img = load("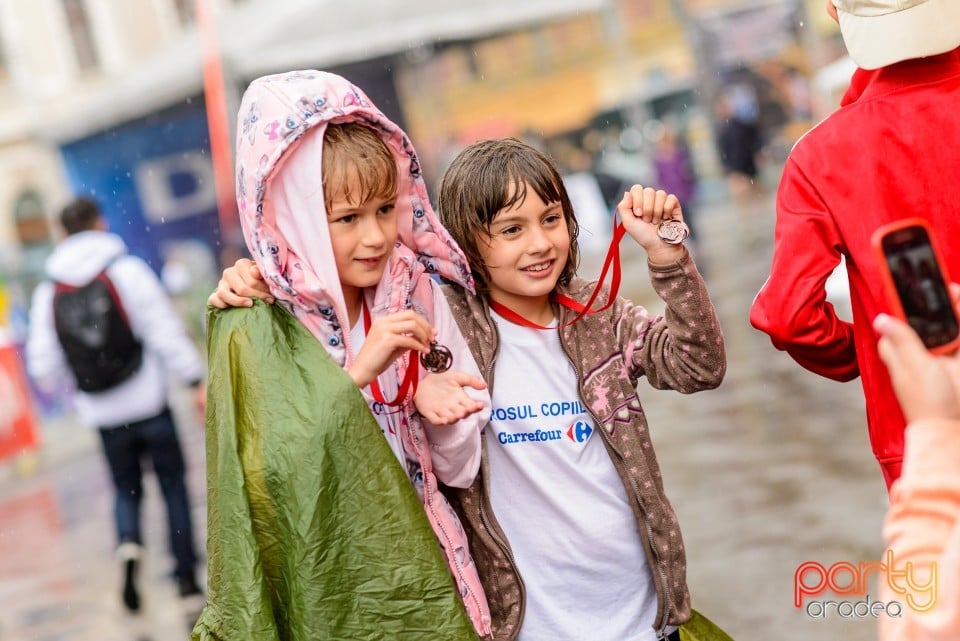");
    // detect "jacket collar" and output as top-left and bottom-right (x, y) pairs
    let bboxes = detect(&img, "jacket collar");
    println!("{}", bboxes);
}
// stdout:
(842, 45), (960, 107)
